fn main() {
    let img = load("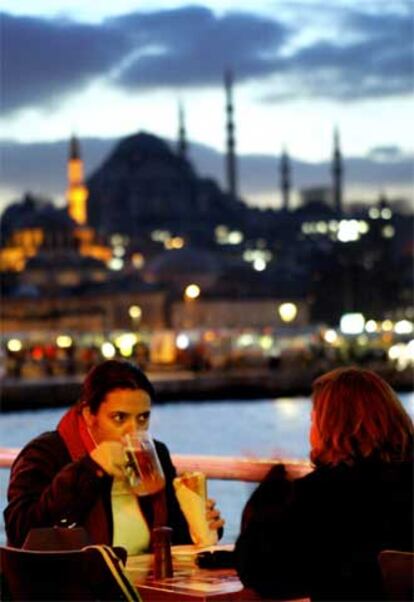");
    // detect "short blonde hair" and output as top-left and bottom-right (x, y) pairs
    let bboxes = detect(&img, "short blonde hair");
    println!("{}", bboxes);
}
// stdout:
(310, 367), (413, 466)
